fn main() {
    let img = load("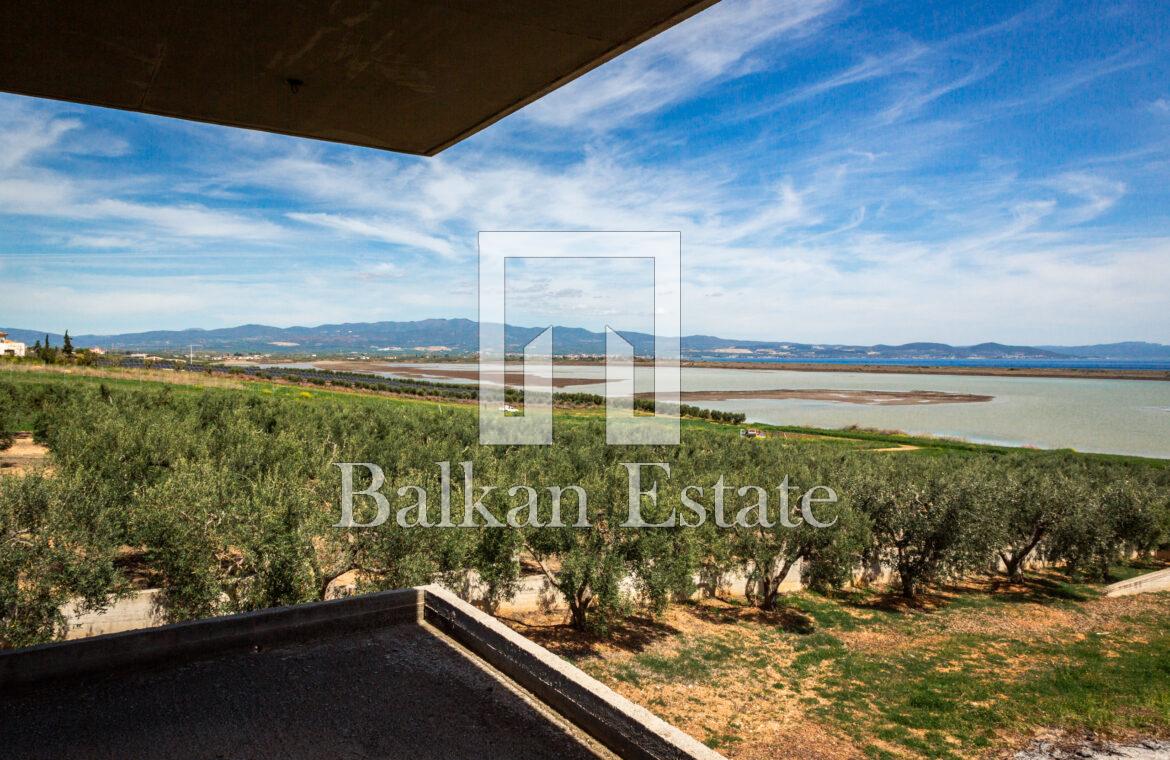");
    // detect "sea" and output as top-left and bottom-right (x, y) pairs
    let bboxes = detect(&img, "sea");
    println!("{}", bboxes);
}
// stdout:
(261, 359), (1170, 459)
(692, 357), (1170, 371)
